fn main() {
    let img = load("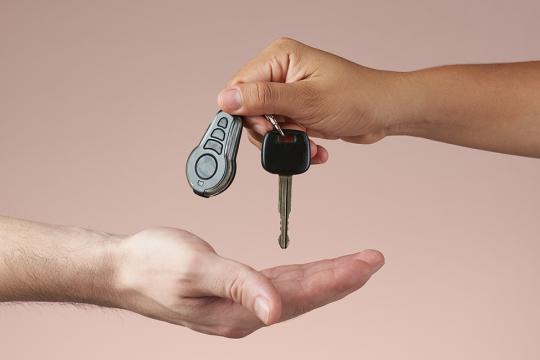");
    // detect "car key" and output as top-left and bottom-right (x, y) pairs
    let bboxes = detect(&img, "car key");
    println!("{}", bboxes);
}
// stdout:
(186, 111), (242, 197)
(261, 129), (310, 248)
